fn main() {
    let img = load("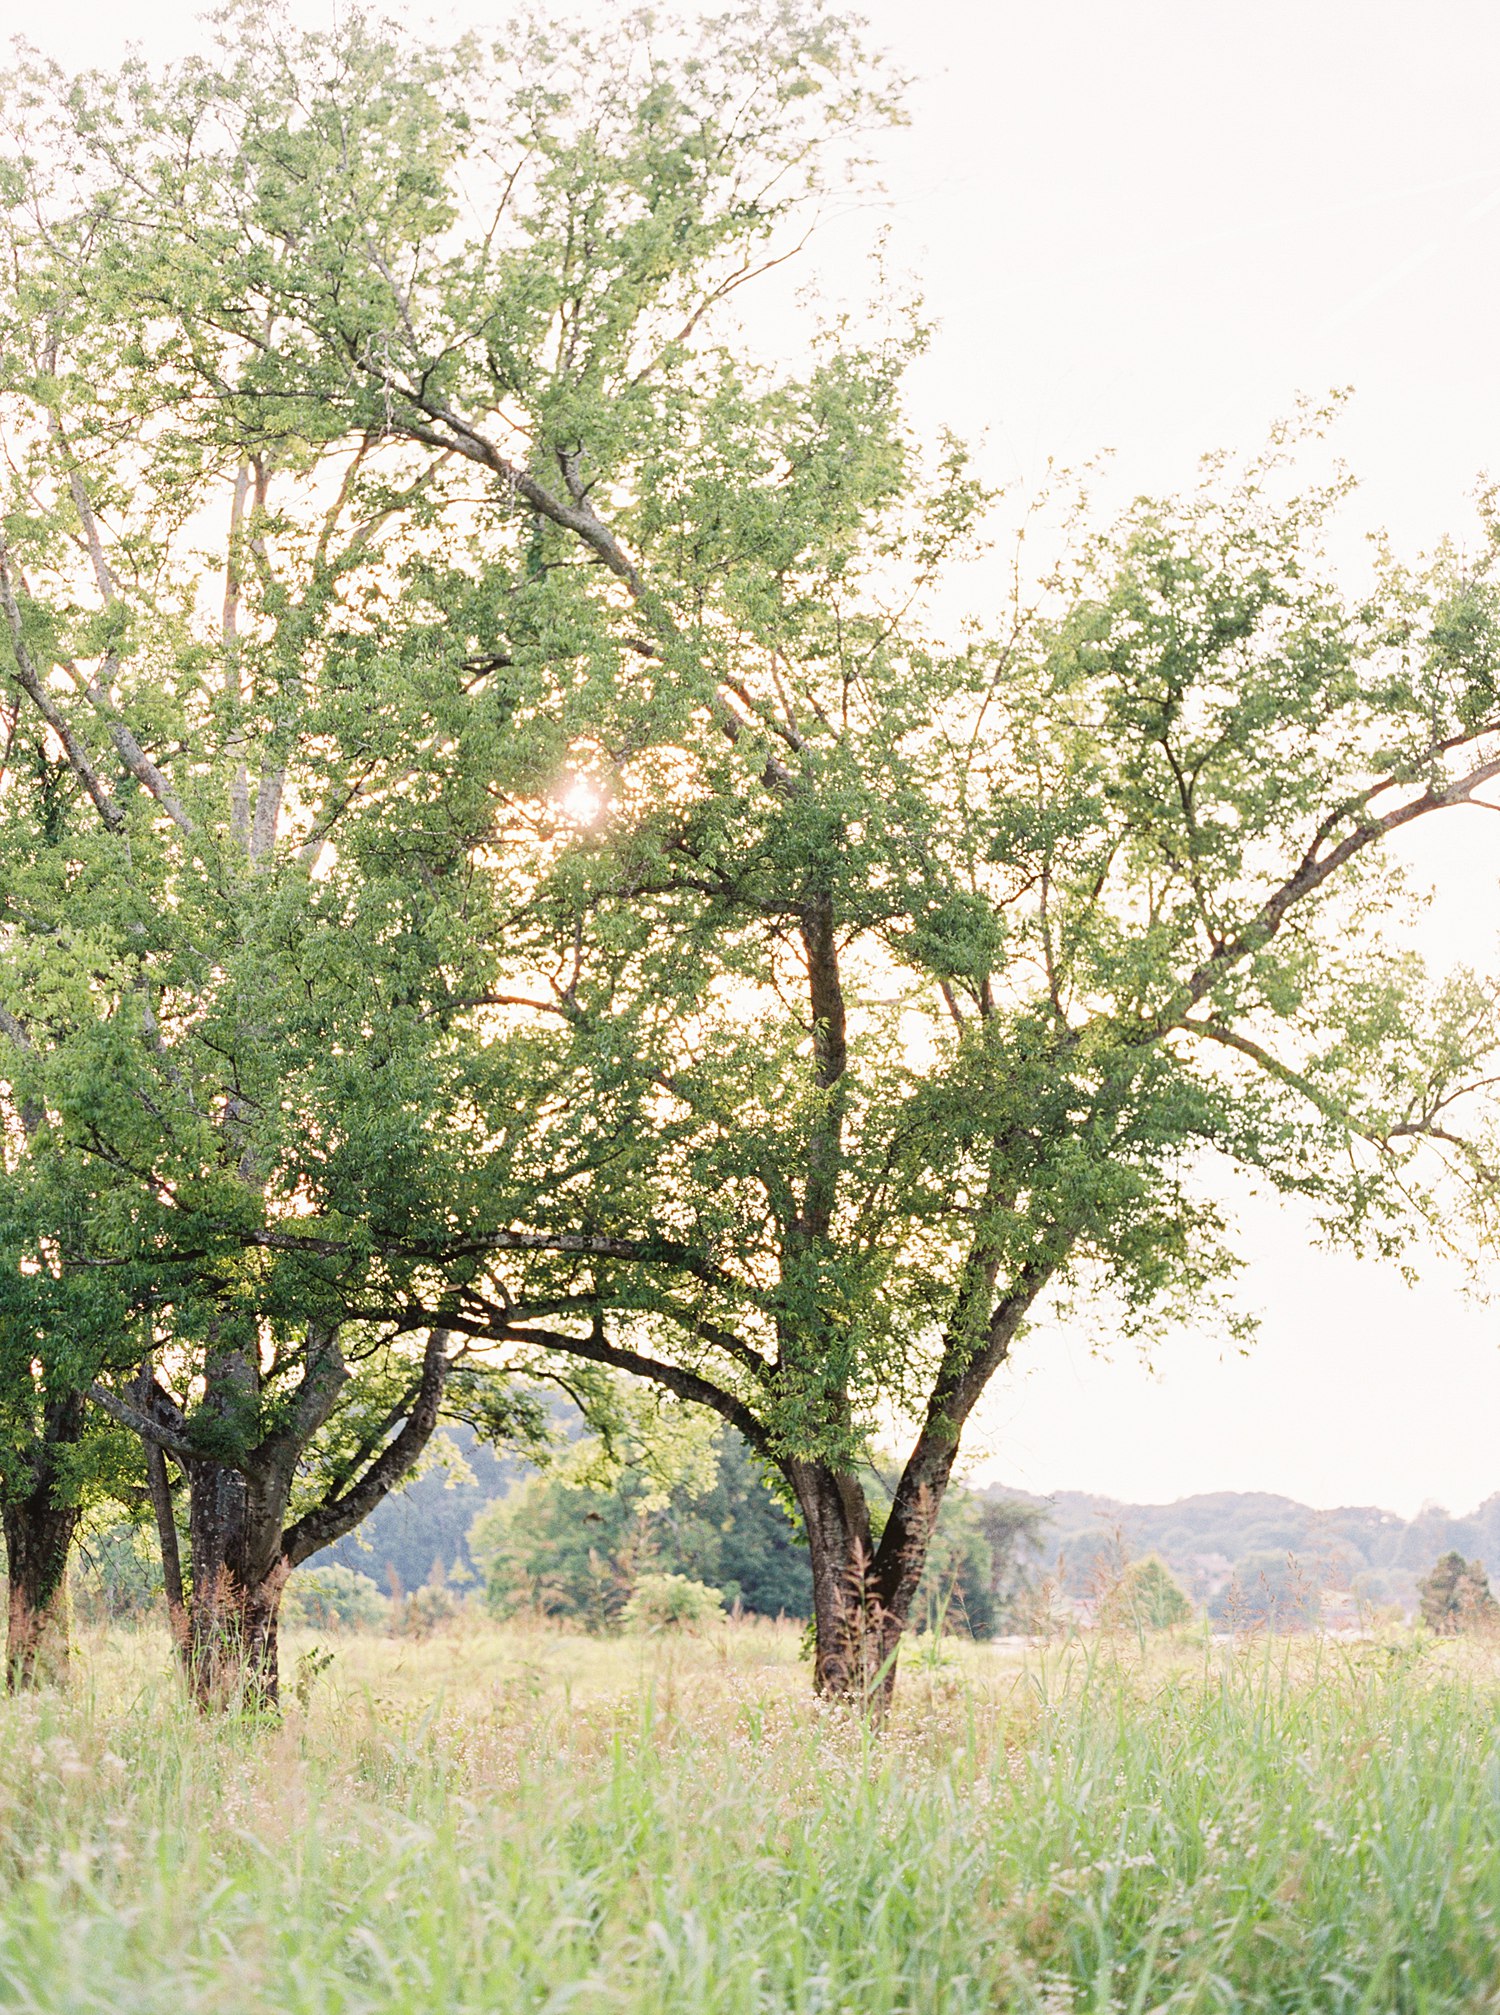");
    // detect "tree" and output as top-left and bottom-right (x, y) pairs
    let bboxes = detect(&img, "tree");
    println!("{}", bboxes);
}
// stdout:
(0, 1230), (140, 1685)
(315, 1422), (544, 1595)
(1101, 1555), (1192, 1634)
(0, 0), (908, 1698)
(9, 6), (1500, 1713)
(0, 39), (592, 1703)
(469, 1428), (812, 1628)
(1418, 1551), (1498, 1635)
